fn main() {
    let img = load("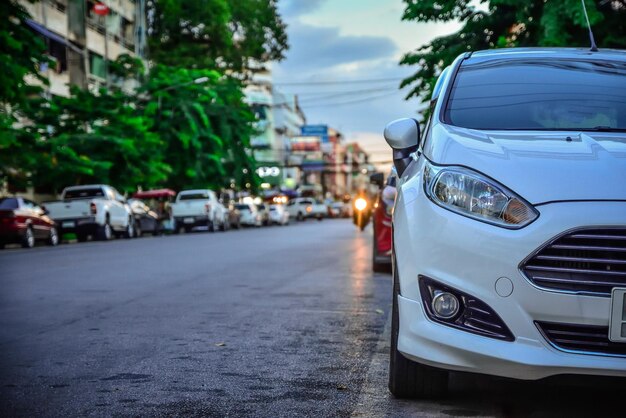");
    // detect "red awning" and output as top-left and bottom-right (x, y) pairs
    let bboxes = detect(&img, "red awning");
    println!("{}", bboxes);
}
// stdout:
(132, 189), (176, 199)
